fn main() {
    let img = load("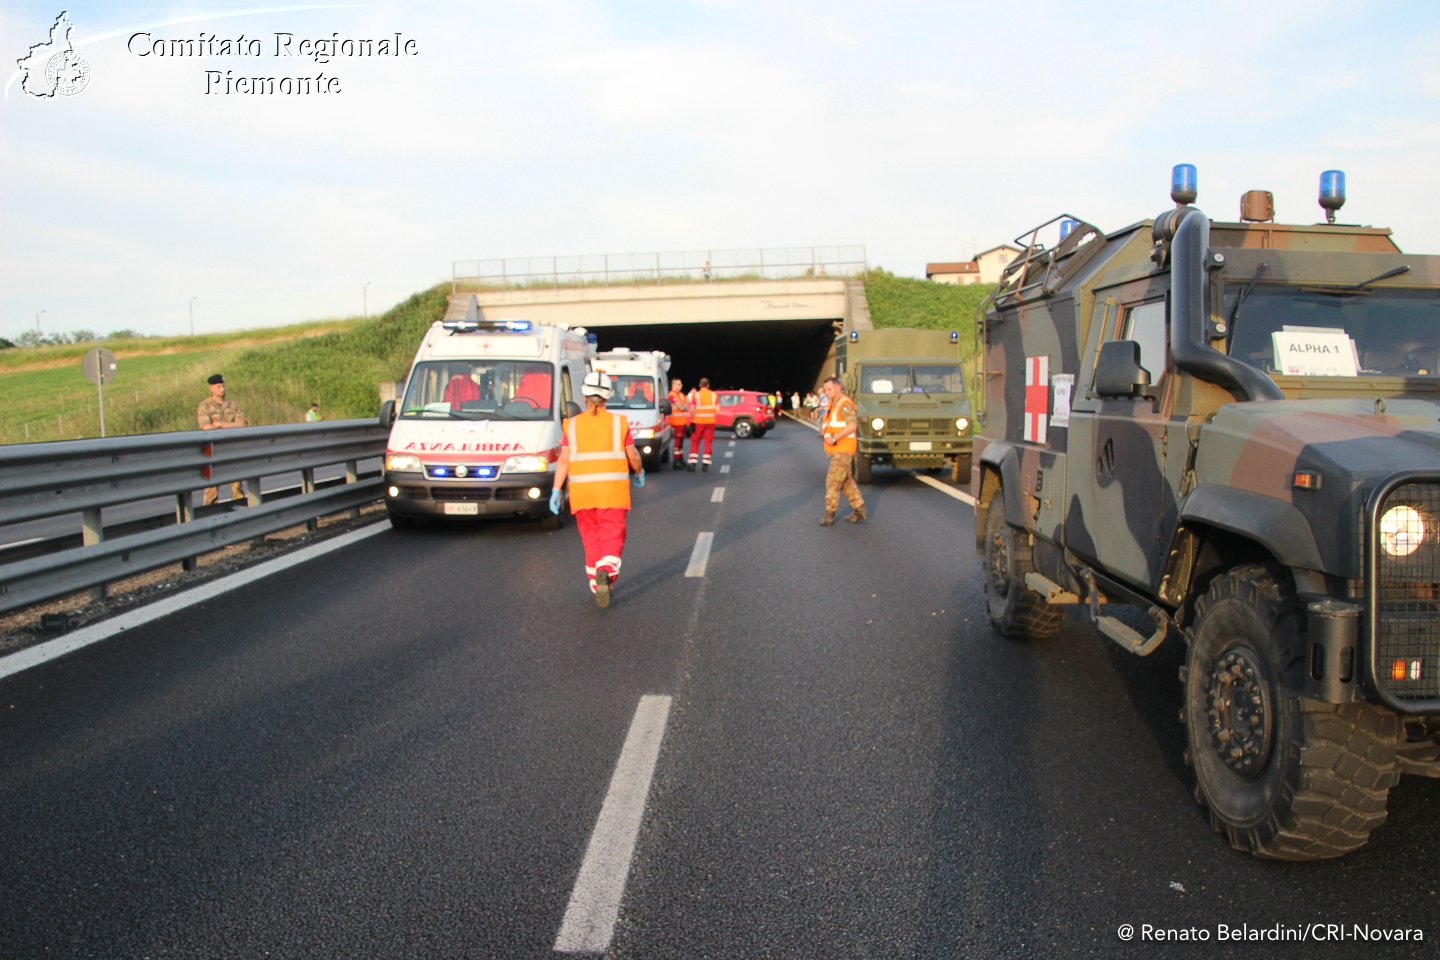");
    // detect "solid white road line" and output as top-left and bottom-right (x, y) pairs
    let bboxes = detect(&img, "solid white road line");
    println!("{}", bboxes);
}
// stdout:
(720, 465), (731, 474)
(555, 694), (673, 955)
(684, 532), (714, 578)
(0, 523), (391, 682)
(914, 473), (976, 507)
(711, 487), (725, 503)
